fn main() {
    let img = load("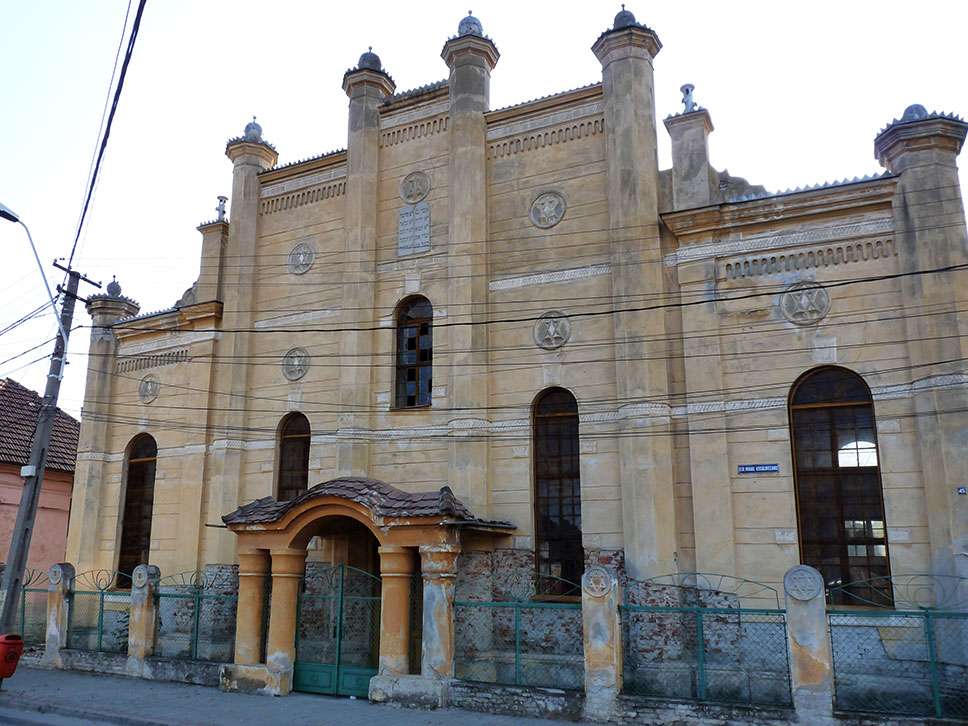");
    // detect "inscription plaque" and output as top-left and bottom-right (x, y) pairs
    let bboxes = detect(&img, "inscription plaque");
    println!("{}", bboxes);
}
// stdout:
(398, 201), (431, 256)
